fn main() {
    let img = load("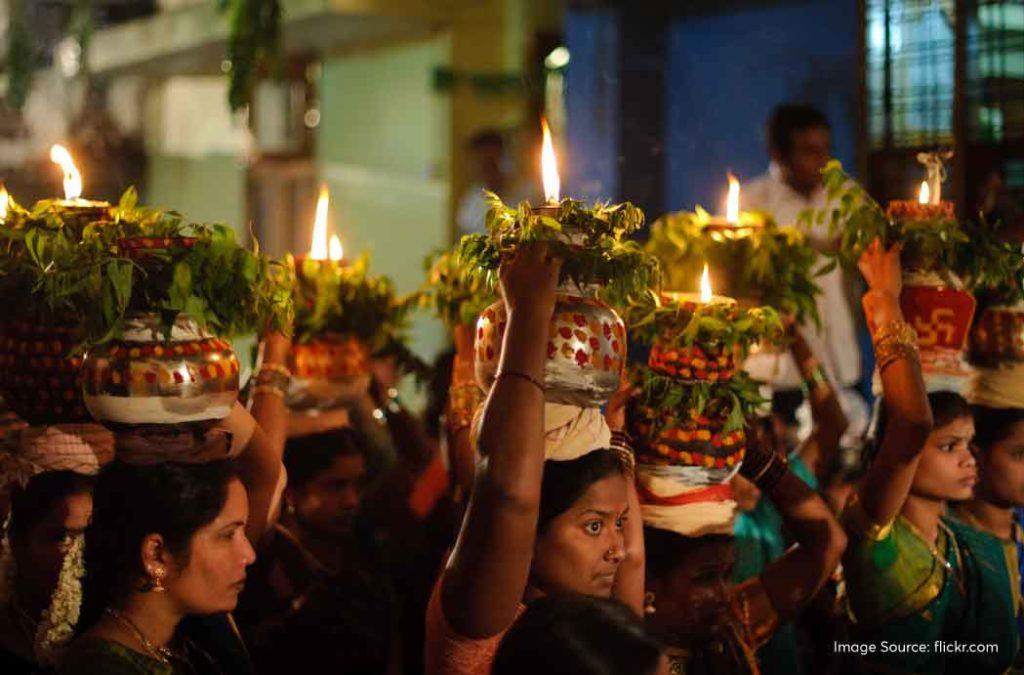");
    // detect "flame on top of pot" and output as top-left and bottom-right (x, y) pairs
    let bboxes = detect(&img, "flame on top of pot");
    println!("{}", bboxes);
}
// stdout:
(50, 144), (83, 201)
(541, 117), (560, 204)
(309, 184), (343, 262)
(918, 180), (930, 205)
(700, 263), (713, 303)
(0, 184), (8, 221)
(726, 173), (740, 225)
